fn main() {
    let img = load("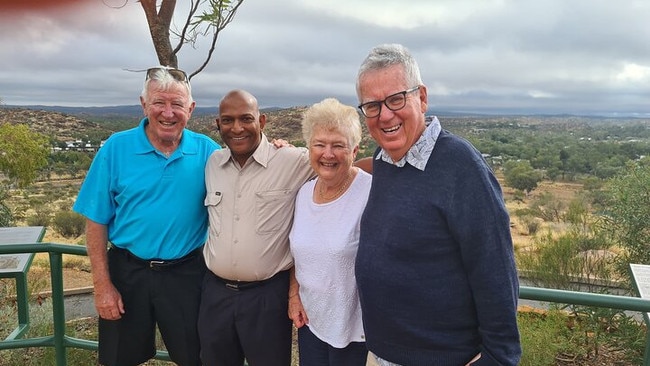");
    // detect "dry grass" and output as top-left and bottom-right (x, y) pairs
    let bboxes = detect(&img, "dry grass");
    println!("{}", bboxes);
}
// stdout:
(503, 178), (584, 252)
